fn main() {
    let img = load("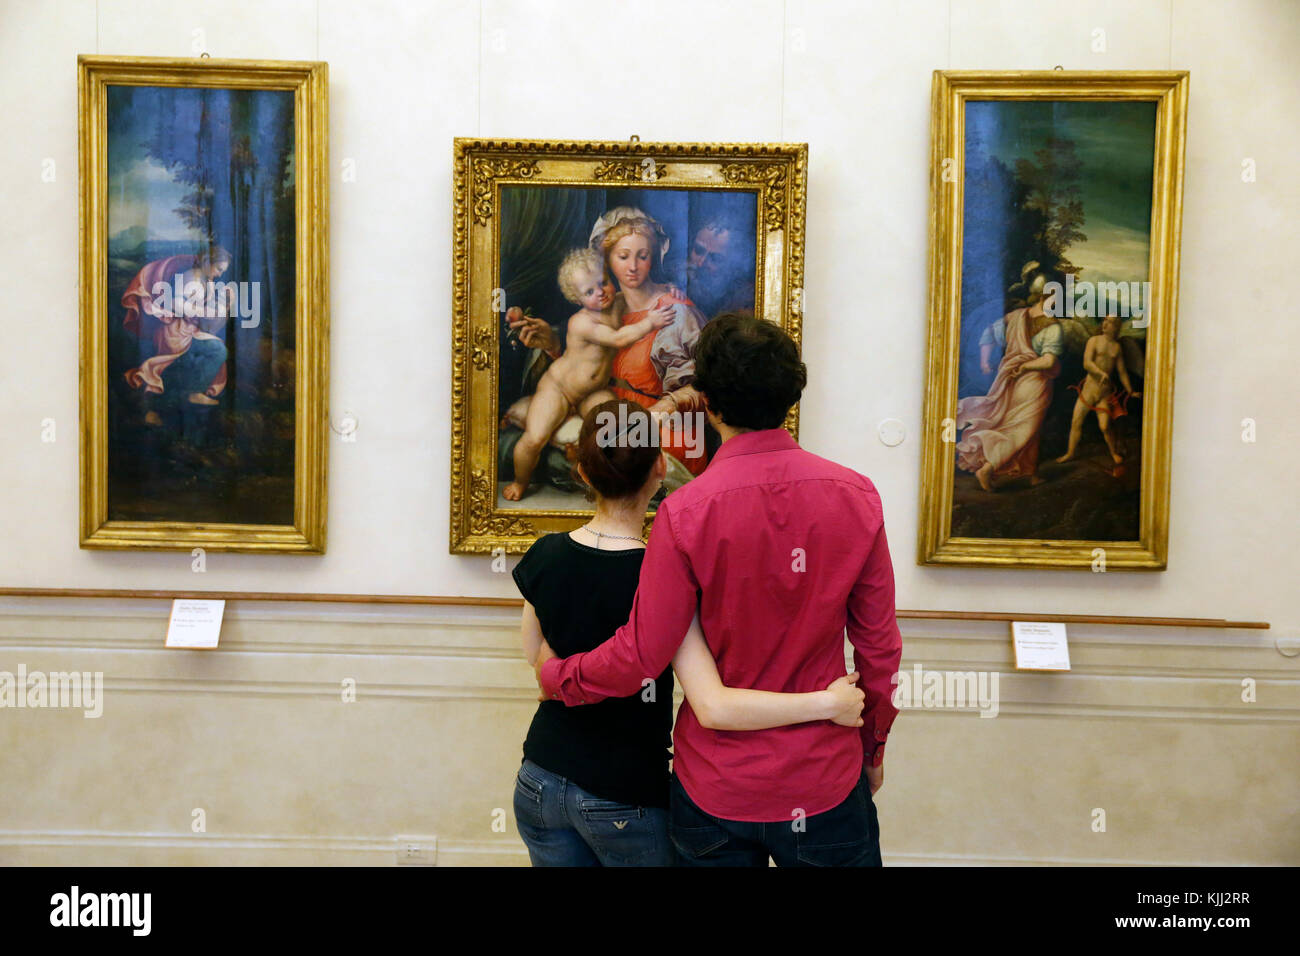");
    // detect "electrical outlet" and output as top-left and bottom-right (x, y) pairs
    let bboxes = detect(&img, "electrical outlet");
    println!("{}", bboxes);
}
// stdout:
(395, 835), (438, 866)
